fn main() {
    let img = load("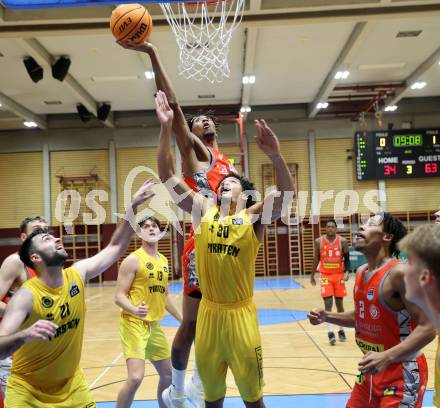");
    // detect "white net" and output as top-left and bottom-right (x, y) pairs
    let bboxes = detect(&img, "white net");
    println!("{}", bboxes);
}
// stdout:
(159, 0), (245, 83)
